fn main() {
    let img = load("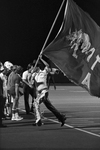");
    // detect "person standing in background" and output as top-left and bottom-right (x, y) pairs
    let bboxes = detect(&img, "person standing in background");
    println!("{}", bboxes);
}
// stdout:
(22, 63), (36, 114)
(7, 65), (23, 121)
(0, 62), (7, 127)
(3, 61), (13, 118)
